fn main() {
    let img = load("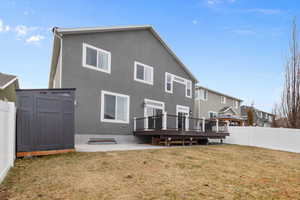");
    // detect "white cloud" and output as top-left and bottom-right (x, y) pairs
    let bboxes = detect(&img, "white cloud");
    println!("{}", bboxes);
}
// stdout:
(26, 35), (45, 43)
(15, 25), (38, 37)
(207, 0), (236, 5)
(192, 20), (198, 25)
(240, 8), (282, 15)
(0, 19), (11, 33)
